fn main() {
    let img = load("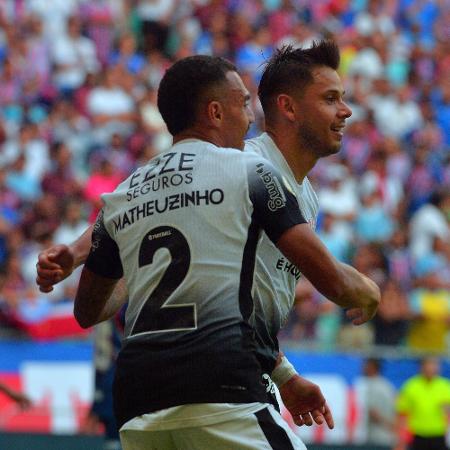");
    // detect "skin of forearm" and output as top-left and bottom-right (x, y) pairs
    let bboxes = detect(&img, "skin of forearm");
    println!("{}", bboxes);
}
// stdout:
(334, 262), (379, 310)
(277, 225), (379, 320)
(74, 268), (119, 328)
(69, 225), (94, 268)
(96, 278), (128, 323)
